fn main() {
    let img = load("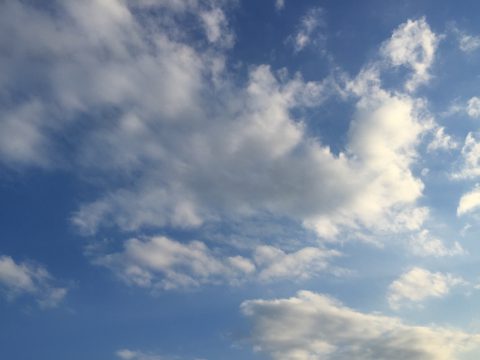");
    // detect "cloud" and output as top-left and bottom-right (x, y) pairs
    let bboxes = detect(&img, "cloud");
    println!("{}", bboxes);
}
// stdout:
(116, 349), (163, 360)
(457, 186), (480, 216)
(454, 132), (480, 179)
(381, 17), (438, 91)
(456, 30), (480, 53)
(73, 60), (431, 241)
(387, 267), (465, 310)
(290, 7), (325, 52)
(467, 97), (480, 118)
(427, 126), (458, 152)
(254, 245), (340, 282)
(92, 235), (339, 290)
(275, 0), (285, 11)
(199, 7), (235, 48)
(409, 230), (465, 257)
(242, 290), (480, 360)
(1, 1), (438, 248)
(0, 255), (67, 308)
